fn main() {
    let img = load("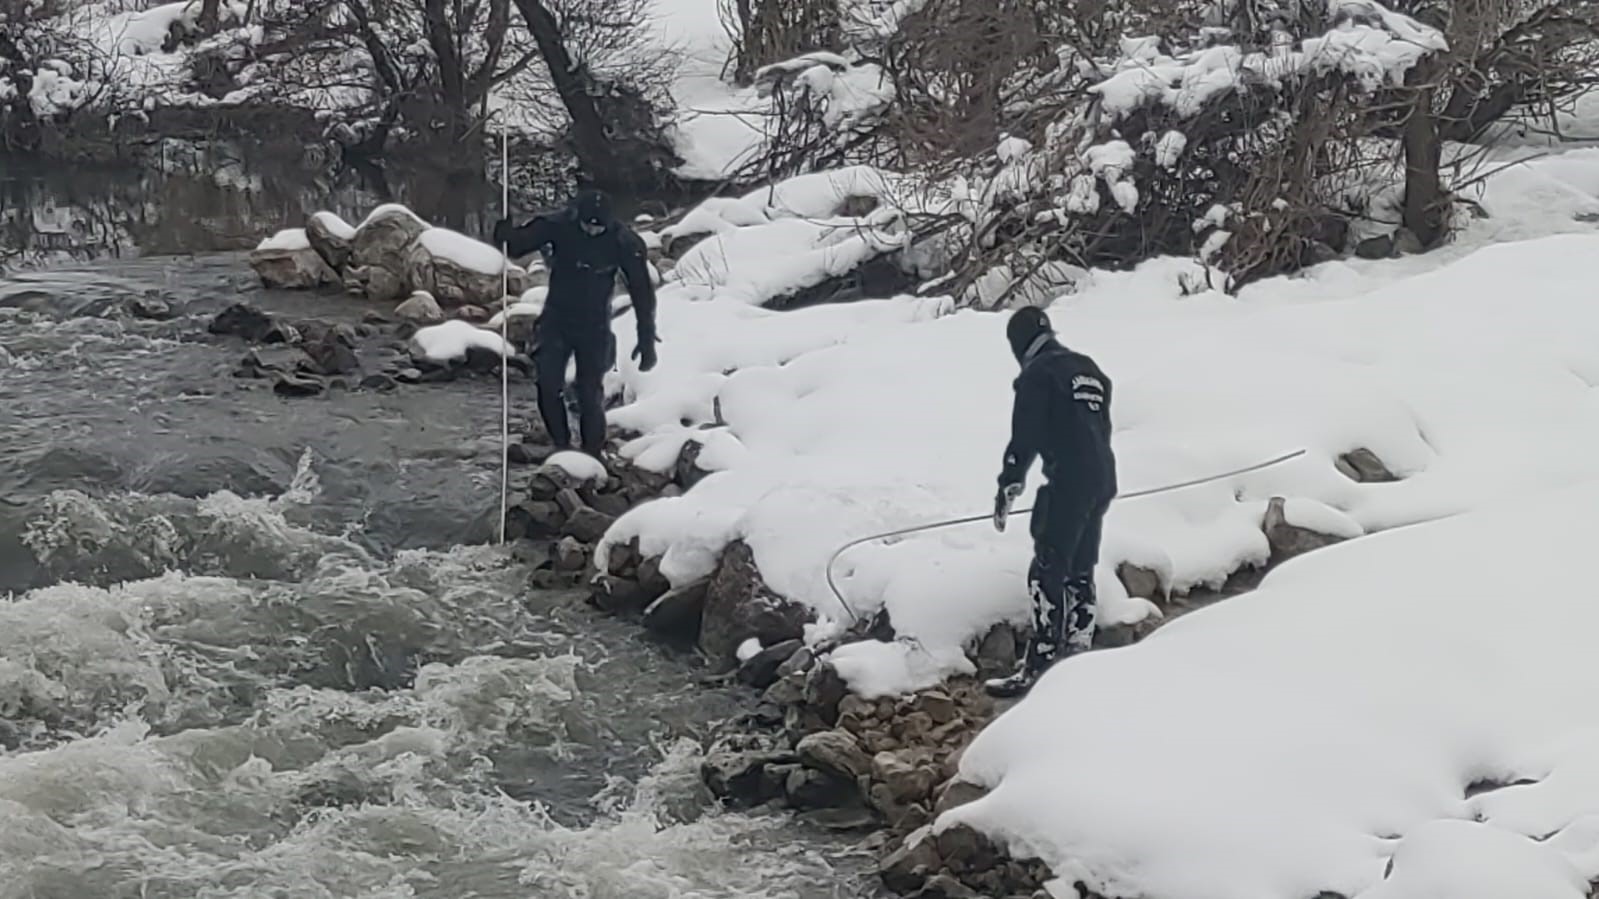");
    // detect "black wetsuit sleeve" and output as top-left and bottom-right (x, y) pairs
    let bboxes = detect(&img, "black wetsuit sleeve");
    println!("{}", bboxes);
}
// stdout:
(999, 370), (1047, 489)
(618, 230), (658, 341)
(498, 215), (561, 259)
